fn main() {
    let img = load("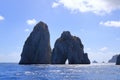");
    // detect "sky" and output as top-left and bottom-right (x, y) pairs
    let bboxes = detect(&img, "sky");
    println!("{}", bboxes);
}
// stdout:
(0, 0), (120, 63)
